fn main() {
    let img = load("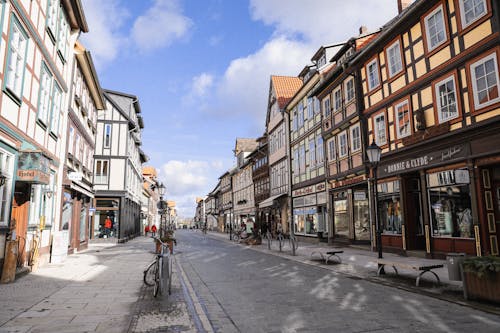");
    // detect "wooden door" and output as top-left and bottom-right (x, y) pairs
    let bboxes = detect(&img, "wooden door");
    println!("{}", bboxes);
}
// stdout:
(11, 182), (30, 266)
